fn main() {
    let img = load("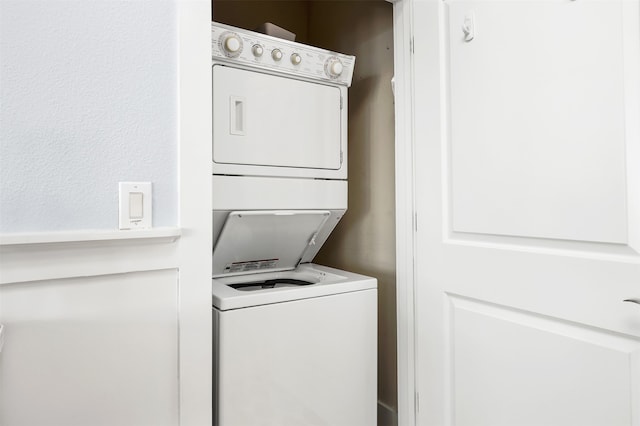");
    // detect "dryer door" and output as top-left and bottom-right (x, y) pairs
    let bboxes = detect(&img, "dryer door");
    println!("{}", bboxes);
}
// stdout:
(213, 65), (344, 177)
